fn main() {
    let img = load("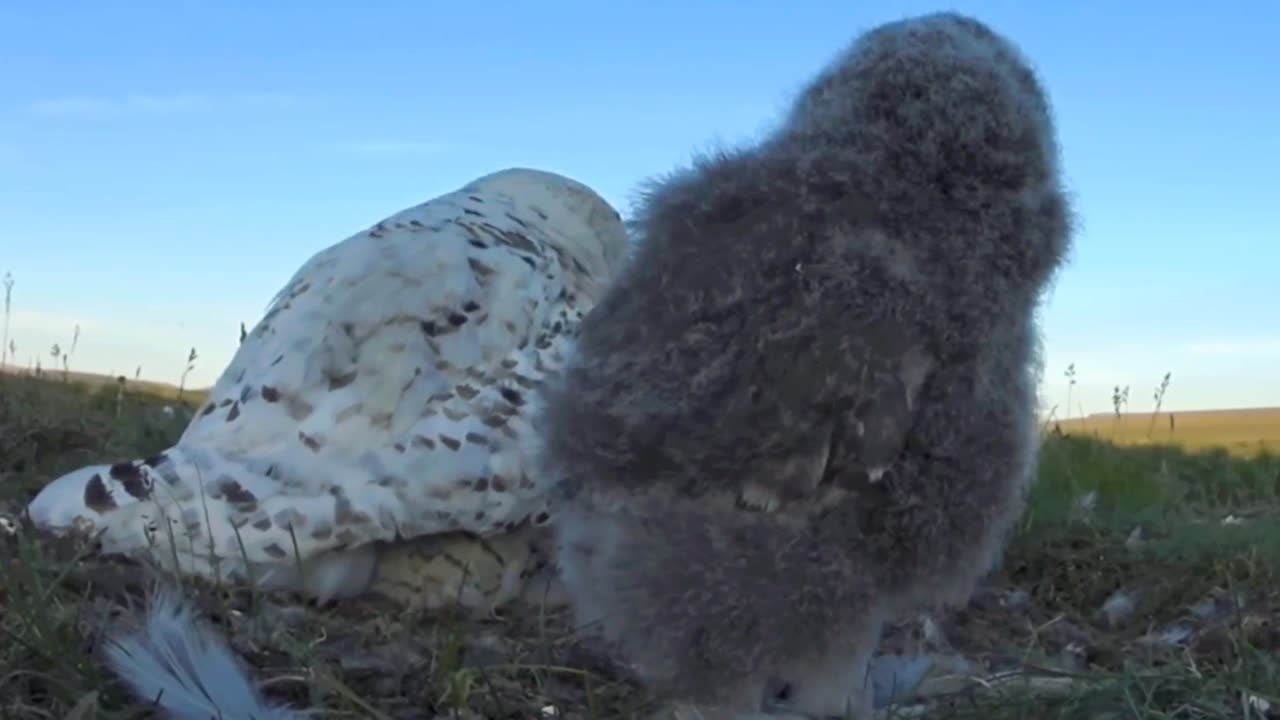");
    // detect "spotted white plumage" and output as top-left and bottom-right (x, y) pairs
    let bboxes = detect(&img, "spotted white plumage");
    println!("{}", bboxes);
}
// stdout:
(26, 168), (629, 608)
